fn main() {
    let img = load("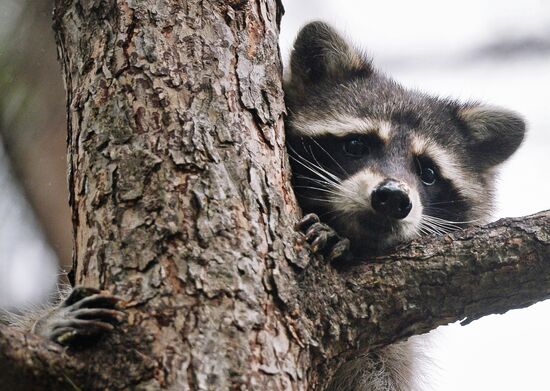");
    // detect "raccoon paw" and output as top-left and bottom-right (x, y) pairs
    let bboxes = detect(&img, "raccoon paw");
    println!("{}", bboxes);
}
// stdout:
(296, 213), (351, 263)
(32, 287), (126, 346)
